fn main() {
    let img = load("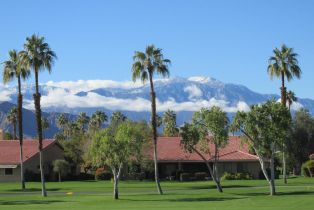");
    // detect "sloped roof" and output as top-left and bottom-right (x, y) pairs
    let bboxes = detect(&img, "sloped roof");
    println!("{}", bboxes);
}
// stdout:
(156, 136), (259, 162)
(0, 139), (58, 165)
